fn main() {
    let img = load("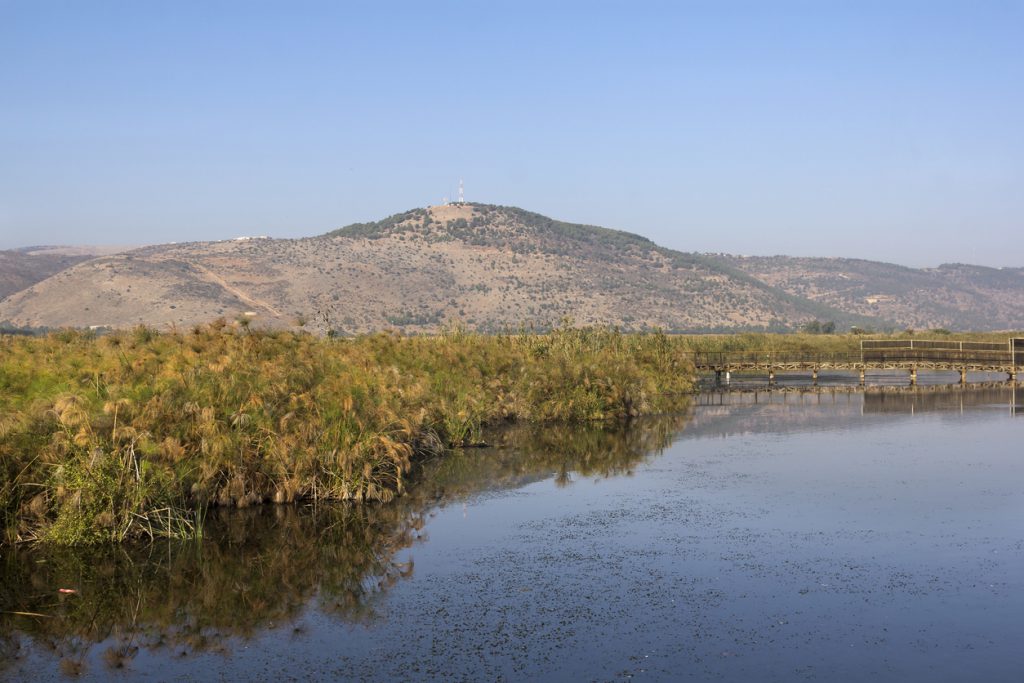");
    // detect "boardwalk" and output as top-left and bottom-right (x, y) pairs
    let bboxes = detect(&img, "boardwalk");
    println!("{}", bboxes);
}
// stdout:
(693, 338), (1024, 384)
